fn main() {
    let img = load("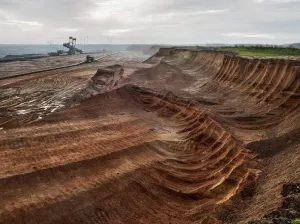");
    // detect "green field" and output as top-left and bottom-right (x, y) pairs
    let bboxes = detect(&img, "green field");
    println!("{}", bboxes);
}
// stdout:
(216, 46), (300, 57)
